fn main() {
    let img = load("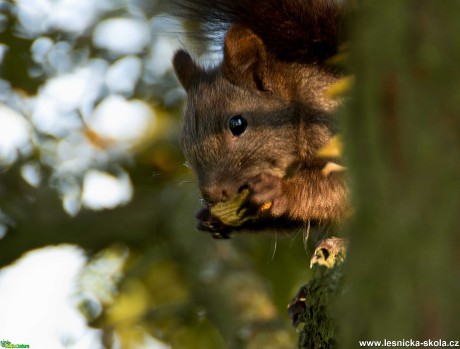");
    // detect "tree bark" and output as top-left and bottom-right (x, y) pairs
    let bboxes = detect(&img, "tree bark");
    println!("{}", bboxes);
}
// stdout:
(292, 238), (347, 349)
(337, 0), (460, 345)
